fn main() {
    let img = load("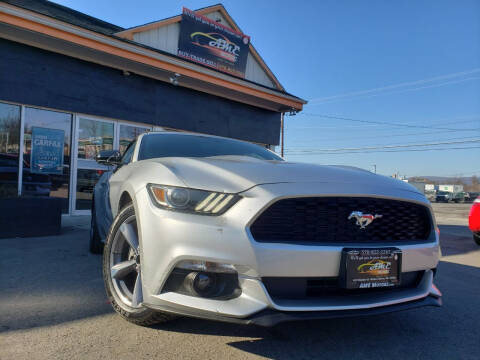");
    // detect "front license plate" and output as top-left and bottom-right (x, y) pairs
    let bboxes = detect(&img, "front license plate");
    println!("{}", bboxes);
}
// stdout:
(340, 248), (402, 289)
